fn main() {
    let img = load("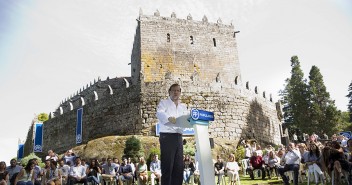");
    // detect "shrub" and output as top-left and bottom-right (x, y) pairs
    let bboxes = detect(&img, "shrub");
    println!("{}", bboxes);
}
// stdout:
(234, 145), (245, 162)
(20, 153), (44, 167)
(146, 147), (160, 169)
(123, 136), (143, 163)
(183, 141), (195, 156)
